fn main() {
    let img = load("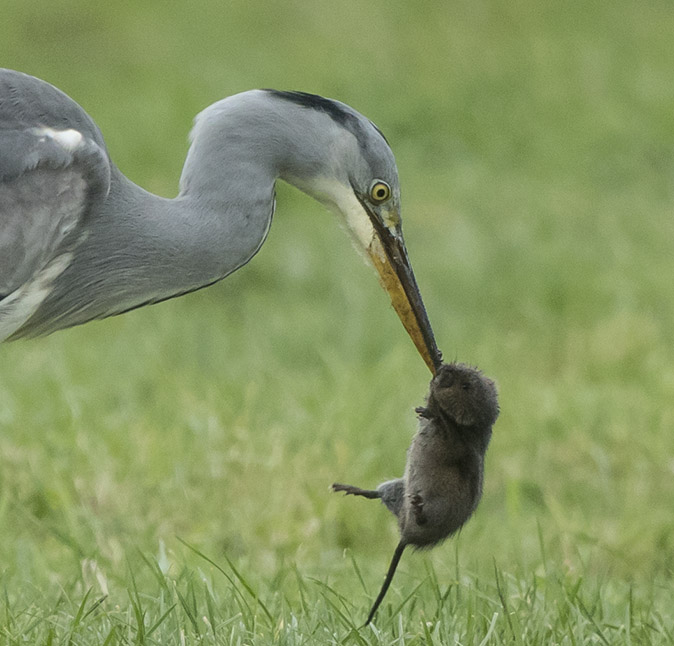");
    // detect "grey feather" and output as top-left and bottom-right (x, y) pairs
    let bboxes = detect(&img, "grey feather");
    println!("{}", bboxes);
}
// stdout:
(0, 69), (401, 341)
(0, 69), (105, 146)
(0, 166), (86, 296)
